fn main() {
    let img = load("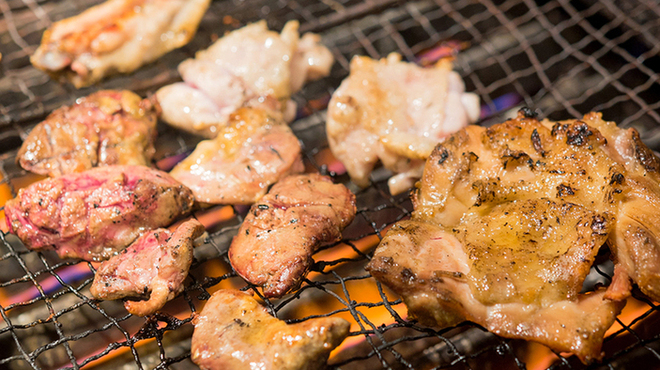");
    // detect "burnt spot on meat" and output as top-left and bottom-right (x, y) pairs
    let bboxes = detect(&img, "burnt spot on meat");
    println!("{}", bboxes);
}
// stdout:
(631, 129), (660, 173)
(590, 215), (608, 235)
(531, 129), (545, 156)
(565, 122), (593, 146)
(501, 149), (531, 170)
(401, 268), (415, 283)
(233, 318), (249, 327)
(472, 180), (498, 207)
(519, 107), (538, 119)
(557, 184), (576, 197)
(437, 147), (450, 165)
(610, 172), (624, 185)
